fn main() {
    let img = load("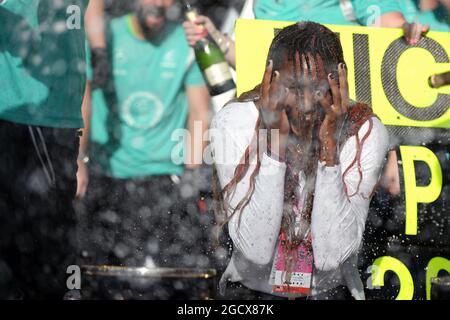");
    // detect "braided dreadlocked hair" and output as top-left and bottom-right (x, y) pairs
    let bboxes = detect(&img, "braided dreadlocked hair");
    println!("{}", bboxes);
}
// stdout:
(269, 22), (344, 85)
